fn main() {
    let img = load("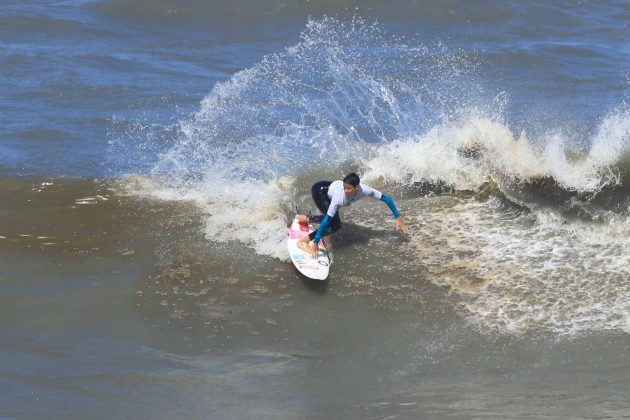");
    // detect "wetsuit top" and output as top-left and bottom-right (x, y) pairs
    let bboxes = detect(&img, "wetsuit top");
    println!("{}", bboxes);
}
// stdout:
(312, 180), (401, 243)
(325, 180), (382, 217)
